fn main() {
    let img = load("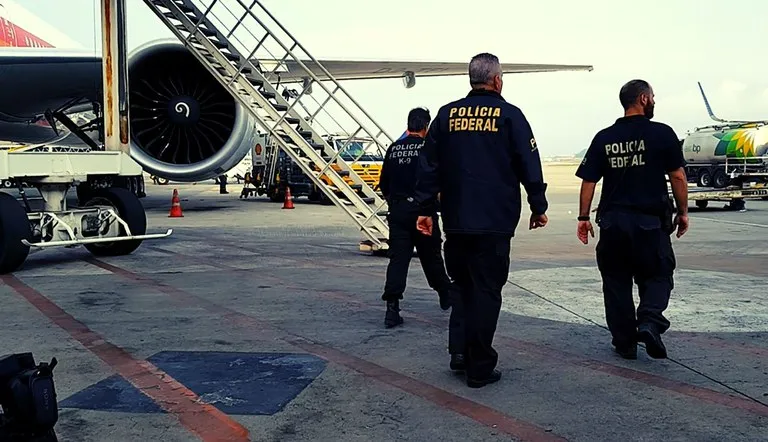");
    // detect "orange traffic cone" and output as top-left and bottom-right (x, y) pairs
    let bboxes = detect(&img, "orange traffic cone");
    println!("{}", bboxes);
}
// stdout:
(282, 186), (294, 209)
(169, 189), (184, 217)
